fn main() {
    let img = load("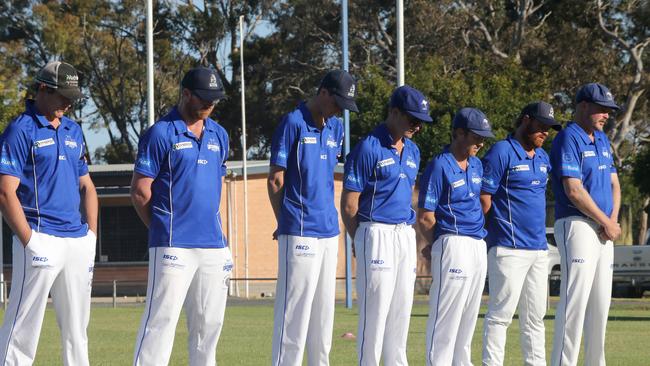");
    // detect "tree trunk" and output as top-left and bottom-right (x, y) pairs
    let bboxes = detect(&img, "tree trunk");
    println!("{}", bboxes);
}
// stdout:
(637, 197), (650, 246)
